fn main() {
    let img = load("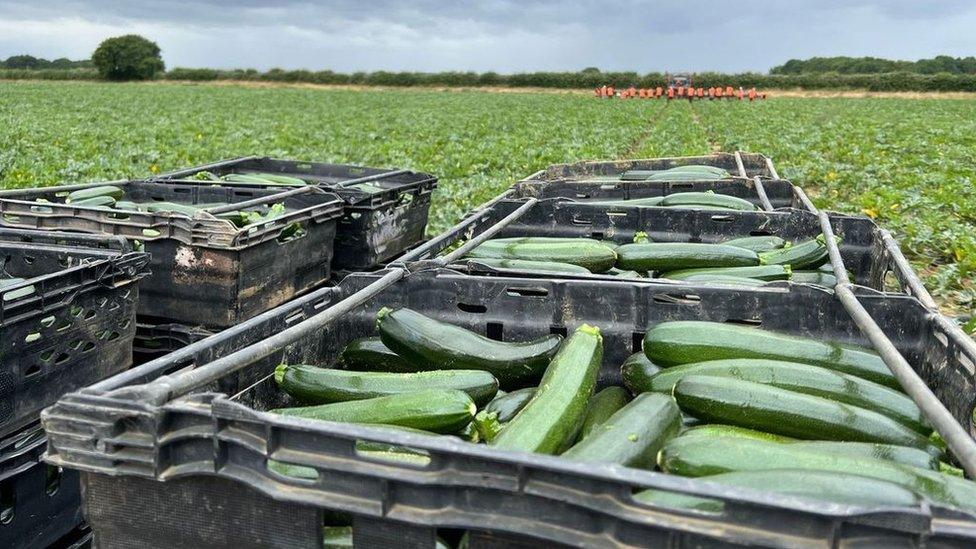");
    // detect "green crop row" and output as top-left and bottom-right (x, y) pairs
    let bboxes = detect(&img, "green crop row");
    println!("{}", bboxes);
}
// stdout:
(0, 81), (971, 326)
